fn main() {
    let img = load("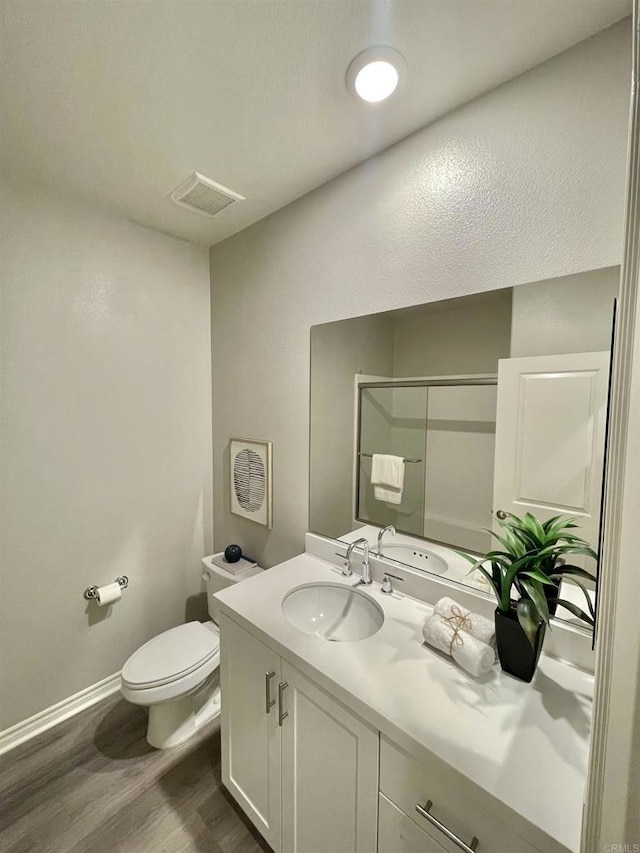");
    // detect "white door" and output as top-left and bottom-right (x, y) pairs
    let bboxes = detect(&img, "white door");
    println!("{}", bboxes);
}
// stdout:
(220, 614), (282, 852)
(492, 351), (610, 548)
(281, 660), (379, 853)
